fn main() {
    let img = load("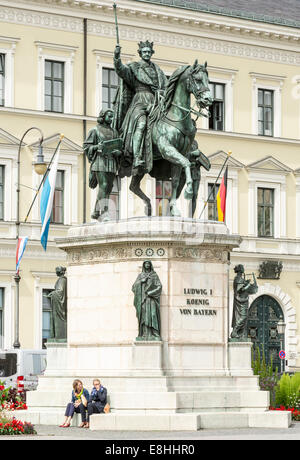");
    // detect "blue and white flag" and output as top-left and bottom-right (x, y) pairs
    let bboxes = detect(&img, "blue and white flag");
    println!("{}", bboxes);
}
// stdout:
(16, 236), (29, 274)
(40, 145), (60, 251)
